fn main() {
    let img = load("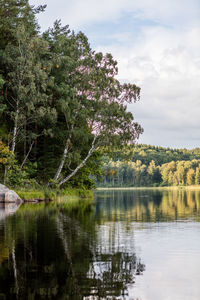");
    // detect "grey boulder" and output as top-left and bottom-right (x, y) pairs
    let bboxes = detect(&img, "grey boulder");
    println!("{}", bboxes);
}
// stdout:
(0, 183), (9, 192)
(5, 190), (22, 203)
(0, 184), (22, 203)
